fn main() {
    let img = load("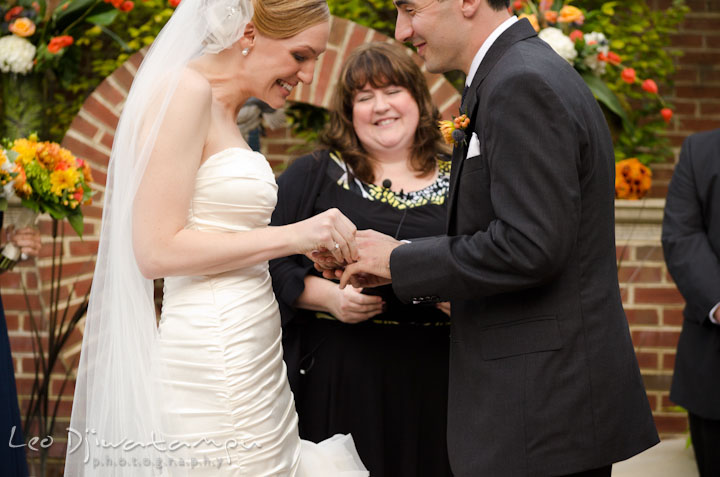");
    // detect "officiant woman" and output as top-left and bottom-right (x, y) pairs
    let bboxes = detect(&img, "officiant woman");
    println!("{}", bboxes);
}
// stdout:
(270, 42), (453, 477)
